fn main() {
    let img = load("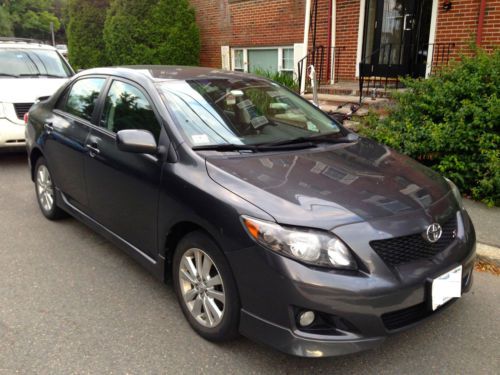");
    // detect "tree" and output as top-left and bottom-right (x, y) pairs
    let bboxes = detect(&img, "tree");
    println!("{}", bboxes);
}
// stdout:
(66, 0), (109, 70)
(0, 4), (13, 36)
(104, 0), (200, 66)
(1, 0), (60, 40)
